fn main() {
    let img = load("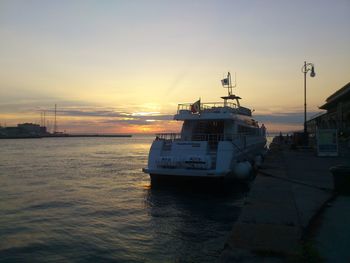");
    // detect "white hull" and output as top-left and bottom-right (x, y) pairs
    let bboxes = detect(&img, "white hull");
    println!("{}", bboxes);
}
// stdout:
(143, 136), (266, 180)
